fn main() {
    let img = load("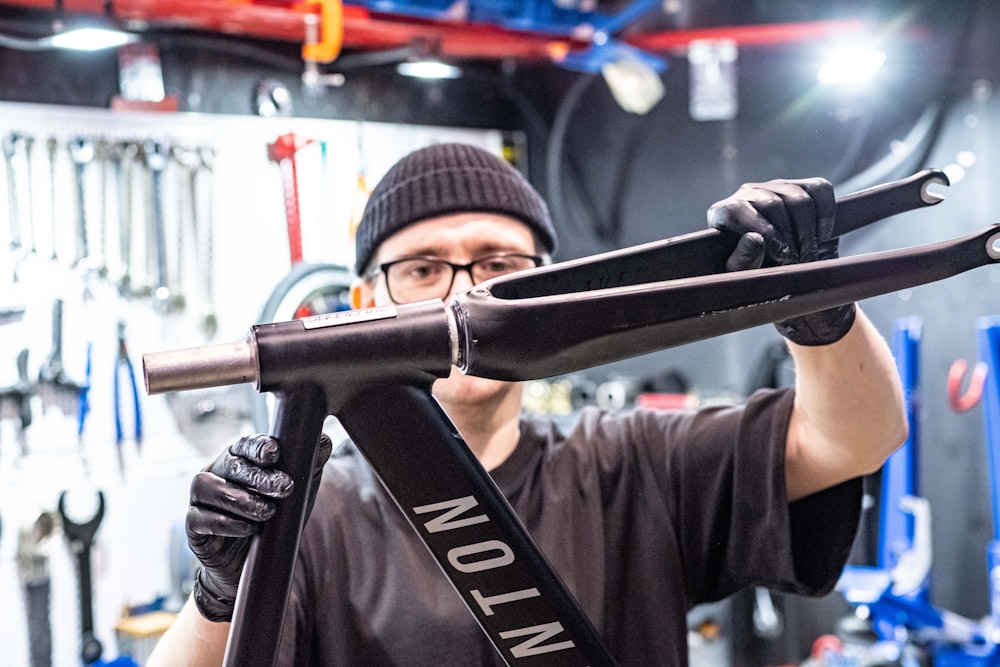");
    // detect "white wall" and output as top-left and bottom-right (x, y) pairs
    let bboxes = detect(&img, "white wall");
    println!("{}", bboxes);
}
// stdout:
(0, 101), (503, 666)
